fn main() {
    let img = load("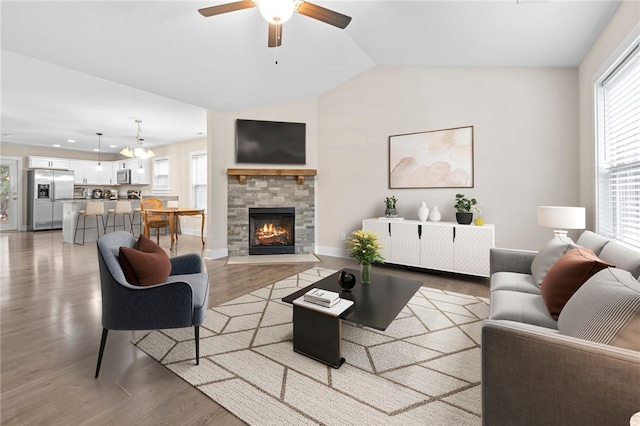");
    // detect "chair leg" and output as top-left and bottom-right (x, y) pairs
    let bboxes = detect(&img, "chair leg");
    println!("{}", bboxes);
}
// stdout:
(73, 214), (82, 245)
(104, 213), (111, 234)
(82, 215), (88, 245)
(95, 328), (109, 378)
(126, 213), (134, 234)
(99, 215), (105, 237)
(194, 326), (200, 365)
